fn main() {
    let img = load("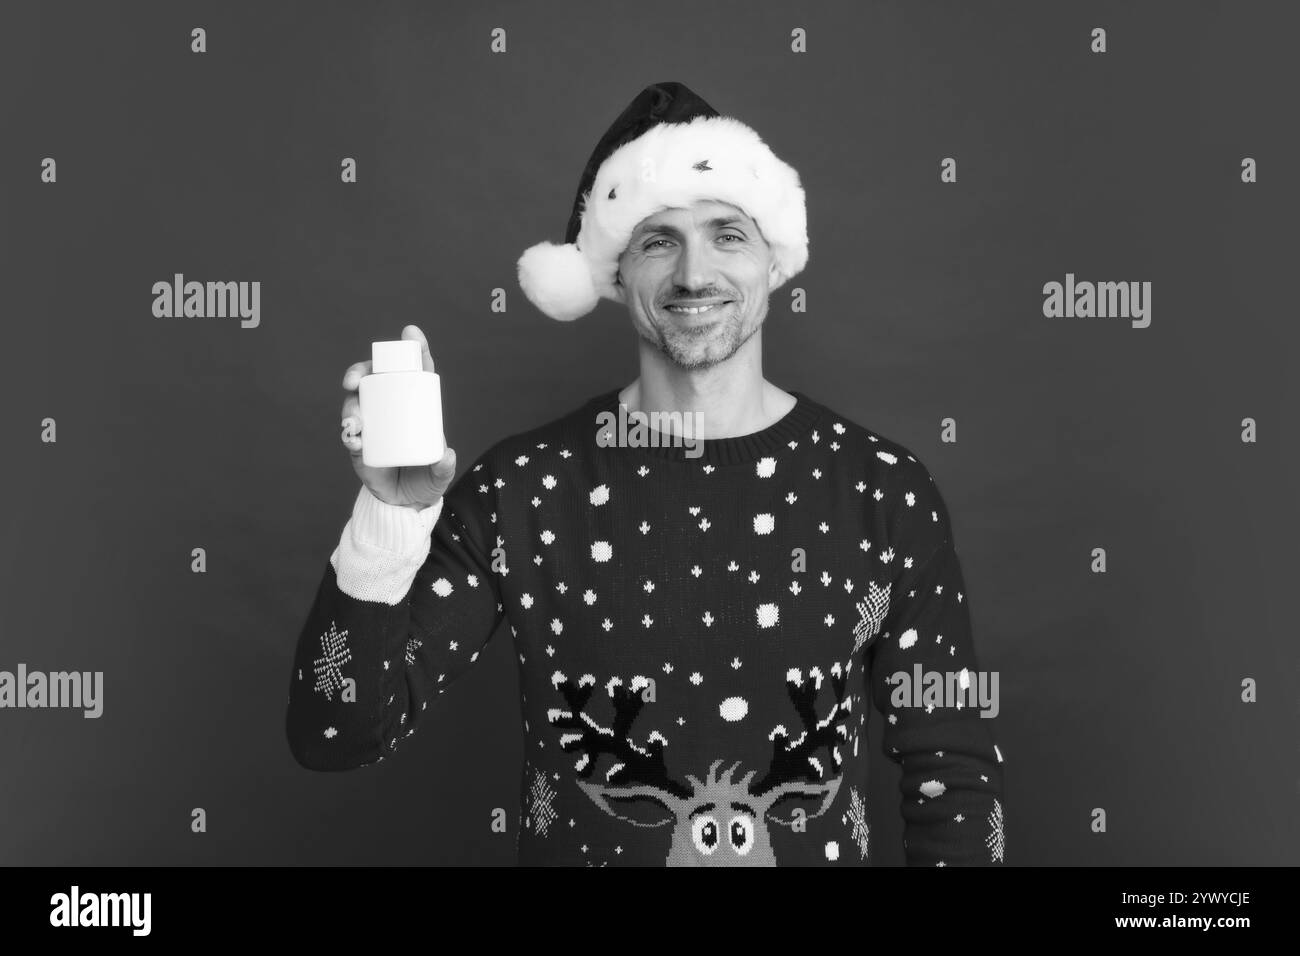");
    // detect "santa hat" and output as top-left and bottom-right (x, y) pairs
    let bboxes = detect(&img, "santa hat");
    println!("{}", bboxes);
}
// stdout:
(516, 80), (809, 322)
